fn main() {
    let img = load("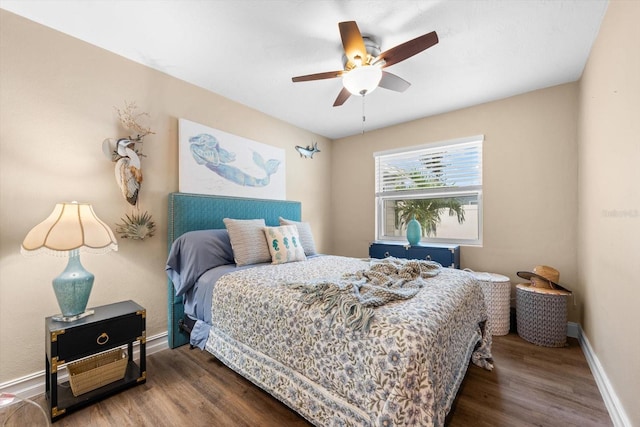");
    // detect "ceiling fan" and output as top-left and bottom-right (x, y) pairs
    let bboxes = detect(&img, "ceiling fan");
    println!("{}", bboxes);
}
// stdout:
(292, 21), (438, 107)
